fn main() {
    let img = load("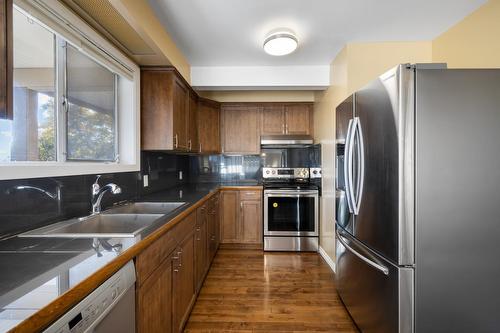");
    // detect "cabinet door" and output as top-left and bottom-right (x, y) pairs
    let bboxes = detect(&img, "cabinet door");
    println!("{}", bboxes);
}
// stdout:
(285, 104), (311, 135)
(261, 105), (285, 135)
(240, 199), (263, 244)
(173, 234), (195, 333)
(172, 78), (189, 150)
(137, 258), (173, 333)
(188, 92), (199, 152)
(220, 191), (239, 243)
(222, 105), (260, 154)
(194, 208), (207, 291)
(213, 194), (221, 250)
(198, 100), (220, 153)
